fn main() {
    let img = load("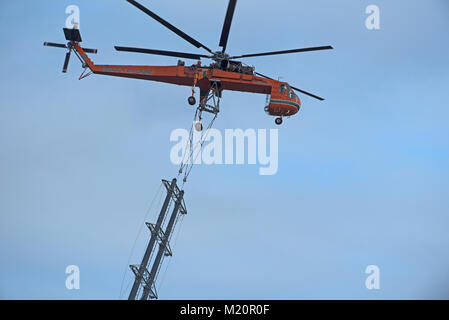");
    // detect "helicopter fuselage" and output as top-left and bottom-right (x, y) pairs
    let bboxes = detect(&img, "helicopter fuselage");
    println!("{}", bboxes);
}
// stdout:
(75, 43), (300, 118)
